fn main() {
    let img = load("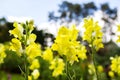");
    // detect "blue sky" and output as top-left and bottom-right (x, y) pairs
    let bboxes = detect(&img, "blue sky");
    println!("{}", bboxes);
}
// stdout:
(0, 0), (119, 25)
